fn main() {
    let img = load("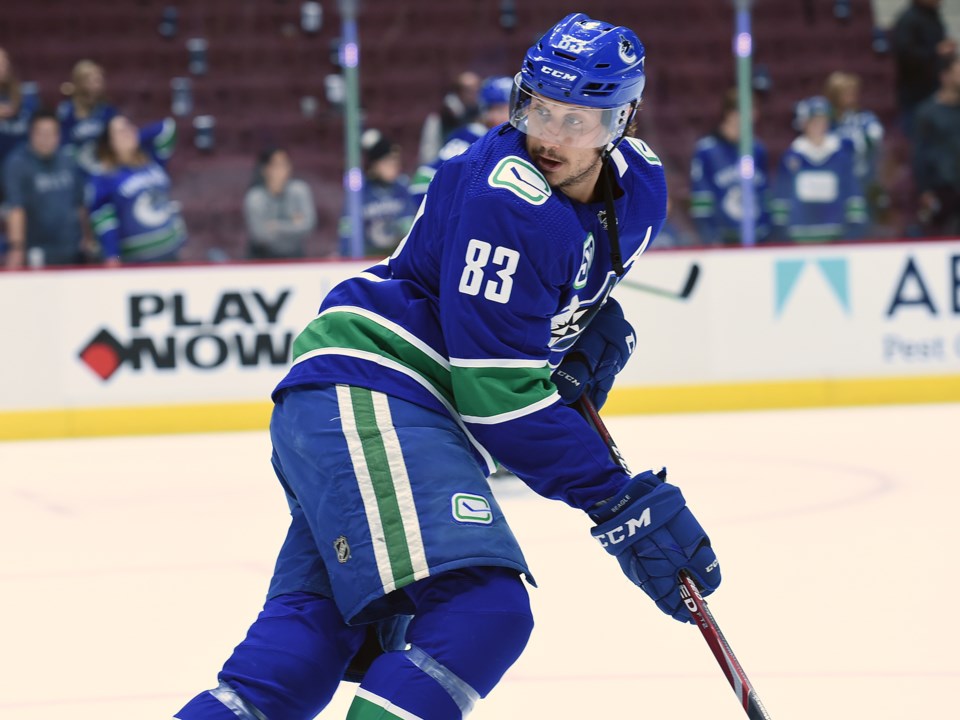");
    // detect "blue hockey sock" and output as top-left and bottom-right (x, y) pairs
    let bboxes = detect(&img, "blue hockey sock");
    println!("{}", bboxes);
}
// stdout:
(348, 566), (534, 719)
